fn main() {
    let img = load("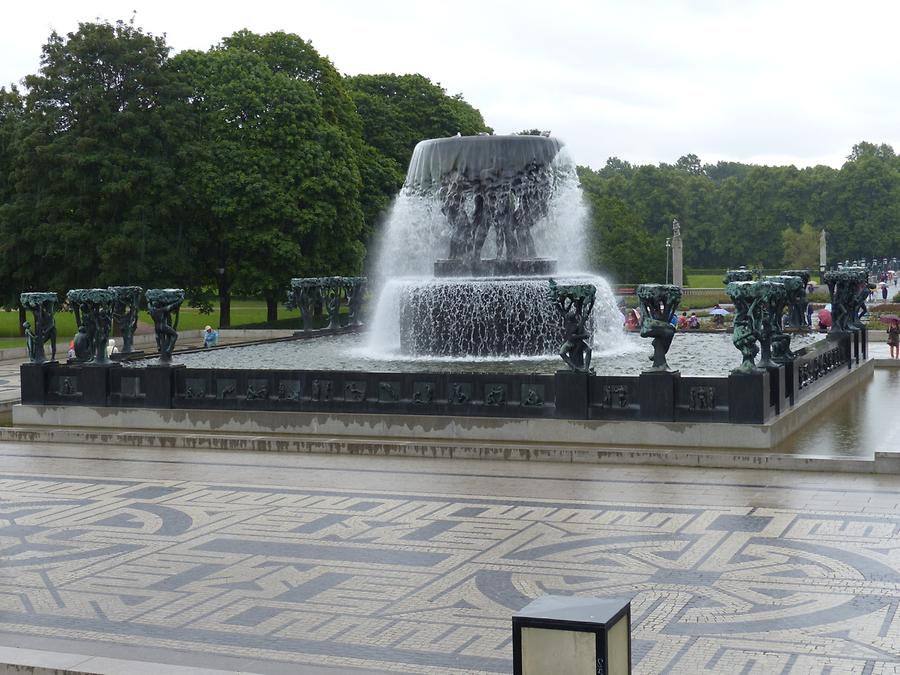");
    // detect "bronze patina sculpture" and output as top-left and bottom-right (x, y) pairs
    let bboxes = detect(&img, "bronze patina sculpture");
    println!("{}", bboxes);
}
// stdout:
(779, 270), (811, 329)
(66, 288), (116, 365)
(20, 292), (58, 363)
(753, 280), (788, 367)
(723, 268), (753, 284)
(850, 268), (874, 330)
(146, 288), (184, 362)
(726, 281), (762, 372)
(548, 279), (595, 373)
(345, 277), (365, 327)
(824, 268), (869, 333)
(109, 286), (142, 353)
(322, 277), (342, 330)
(636, 284), (682, 371)
(764, 275), (804, 361)
(288, 278), (318, 332)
